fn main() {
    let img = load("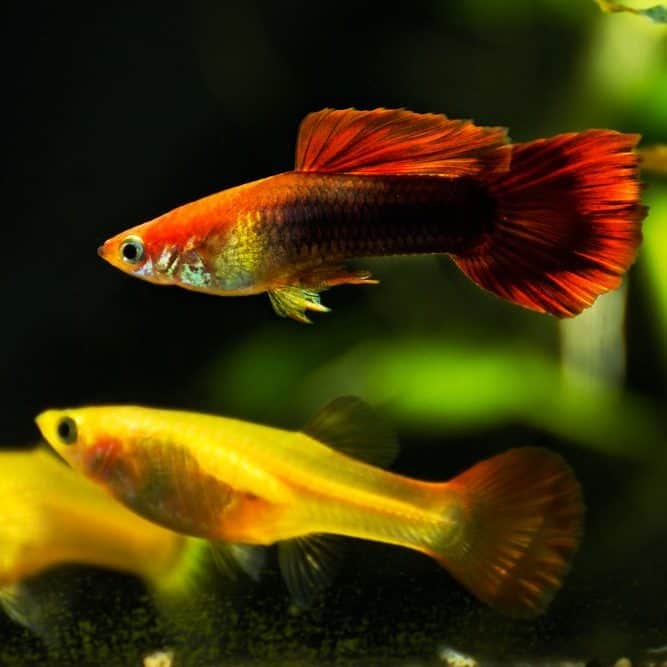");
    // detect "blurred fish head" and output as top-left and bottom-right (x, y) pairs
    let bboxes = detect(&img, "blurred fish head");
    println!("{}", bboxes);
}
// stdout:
(35, 408), (127, 485)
